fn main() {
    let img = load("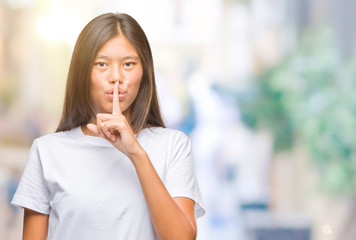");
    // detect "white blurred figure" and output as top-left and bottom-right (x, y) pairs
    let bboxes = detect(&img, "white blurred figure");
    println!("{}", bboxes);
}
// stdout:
(187, 70), (247, 240)
(186, 65), (273, 239)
